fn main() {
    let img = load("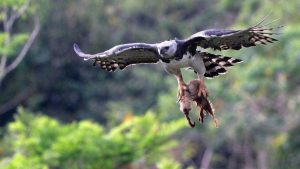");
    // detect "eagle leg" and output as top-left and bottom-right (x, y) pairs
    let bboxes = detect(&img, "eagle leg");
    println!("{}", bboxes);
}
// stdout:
(175, 73), (188, 102)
